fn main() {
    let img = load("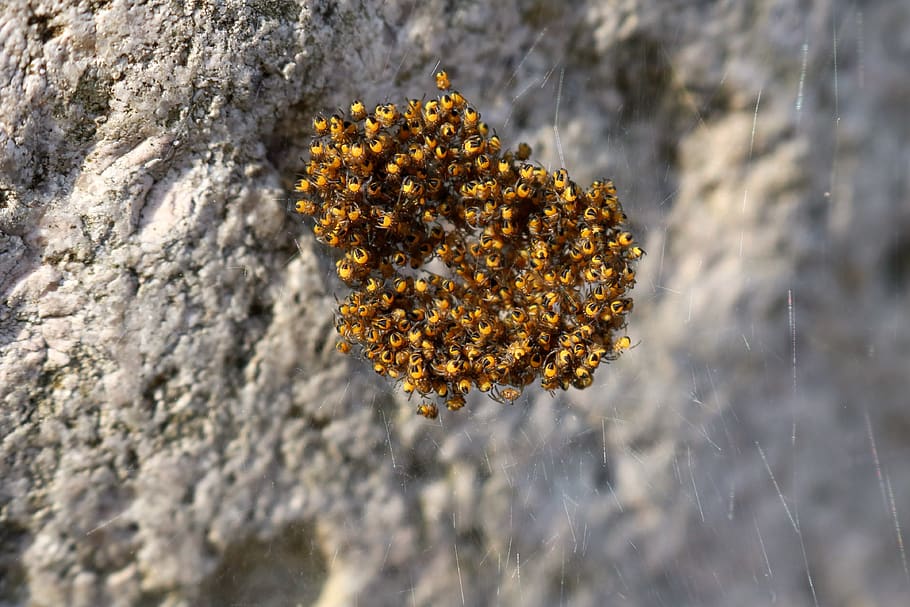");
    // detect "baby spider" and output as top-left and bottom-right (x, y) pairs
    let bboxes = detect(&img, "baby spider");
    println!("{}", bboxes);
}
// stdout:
(491, 386), (522, 405)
